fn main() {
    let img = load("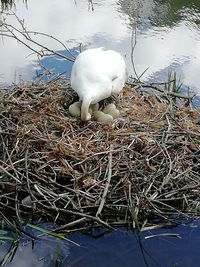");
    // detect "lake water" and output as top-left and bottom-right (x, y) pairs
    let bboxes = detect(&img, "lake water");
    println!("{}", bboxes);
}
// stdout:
(1, 220), (200, 267)
(1, 0), (200, 266)
(1, 0), (200, 95)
